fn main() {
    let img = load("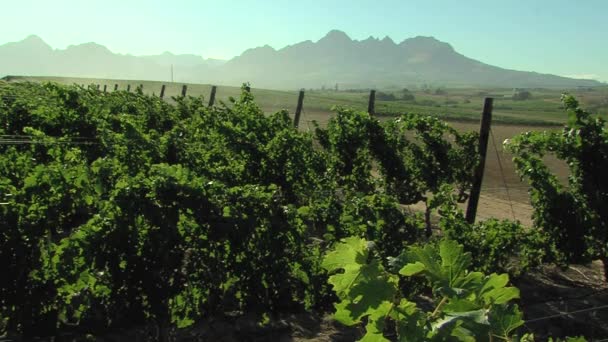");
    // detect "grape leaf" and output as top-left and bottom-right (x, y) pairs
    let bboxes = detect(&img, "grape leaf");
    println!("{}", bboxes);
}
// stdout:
(322, 237), (397, 340)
